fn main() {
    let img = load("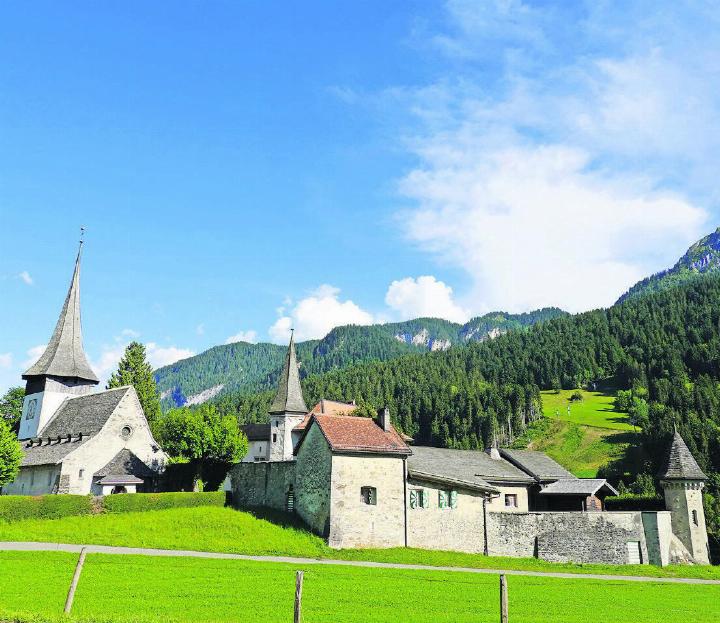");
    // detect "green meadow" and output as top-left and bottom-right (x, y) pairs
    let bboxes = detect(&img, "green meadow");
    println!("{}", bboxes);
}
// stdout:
(0, 550), (718, 623)
(540, 386), (633, 431)
(2, 506), (720, 582)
